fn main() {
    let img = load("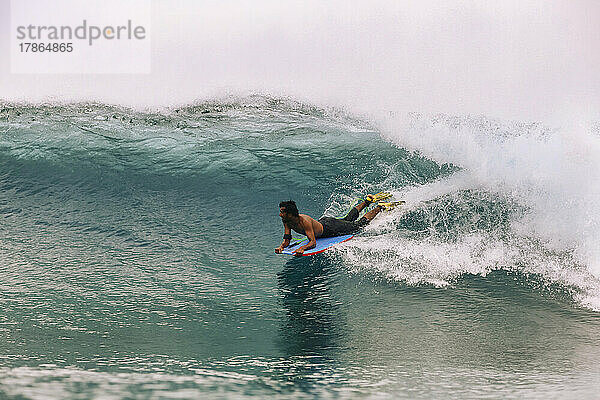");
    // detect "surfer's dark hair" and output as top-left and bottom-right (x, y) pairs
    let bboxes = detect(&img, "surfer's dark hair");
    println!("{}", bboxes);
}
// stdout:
(279, 200), (299, 217)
